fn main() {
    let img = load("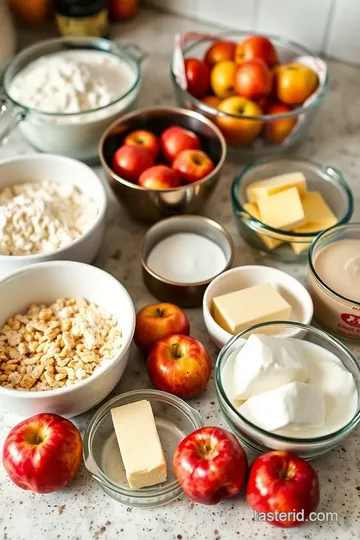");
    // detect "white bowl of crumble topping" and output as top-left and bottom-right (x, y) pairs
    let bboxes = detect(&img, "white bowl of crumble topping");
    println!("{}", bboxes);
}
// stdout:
(0, 261), (135, 418)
